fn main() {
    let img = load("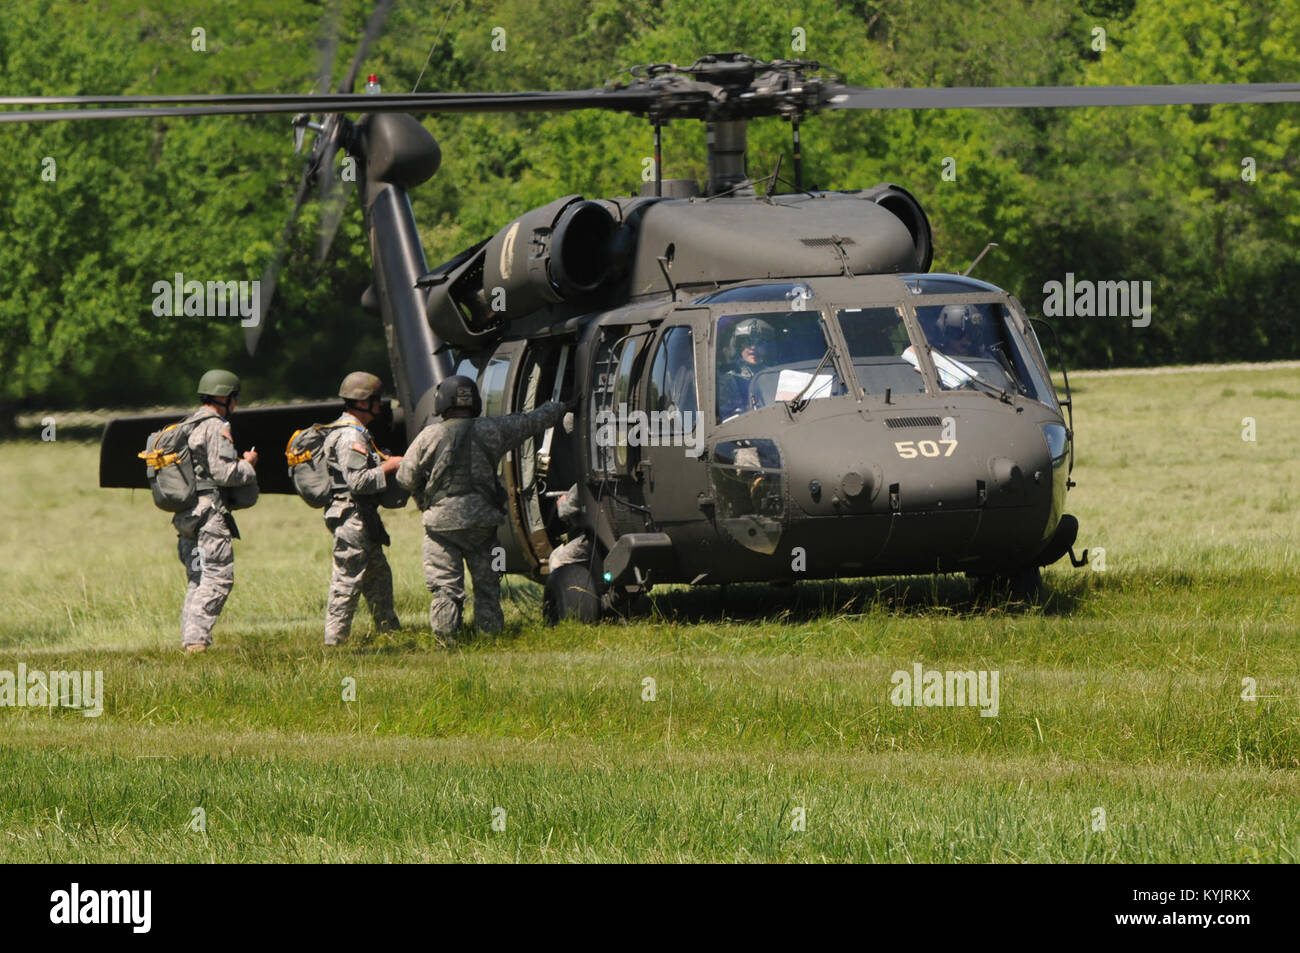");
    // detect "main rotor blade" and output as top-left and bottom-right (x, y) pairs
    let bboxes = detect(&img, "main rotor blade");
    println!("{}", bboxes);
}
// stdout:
(8, 81), (1294, 126)
(341, 0), (395, 93)
(316, 173), (355, 264)
(825, 82), (1300, 110)
(0, 89), (653, 123)
(247, 170), (313, 356)
(316, 0), (342, 95)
